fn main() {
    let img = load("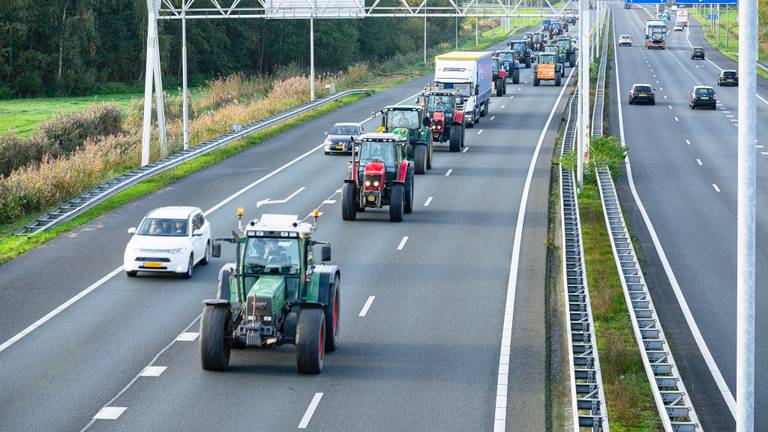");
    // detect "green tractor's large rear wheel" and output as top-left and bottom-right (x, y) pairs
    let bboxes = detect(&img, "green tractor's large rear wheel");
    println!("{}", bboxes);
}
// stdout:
(413, 144), (427, 174)
(568, 53), (576, 67)
(341, 183), (357, 221)
(389, 183), (404, 222)
(200, 306), (231, 371)
(296, 308), (325, 374)
(533, 74), (540, 86)
(555, 73), (562, 87)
